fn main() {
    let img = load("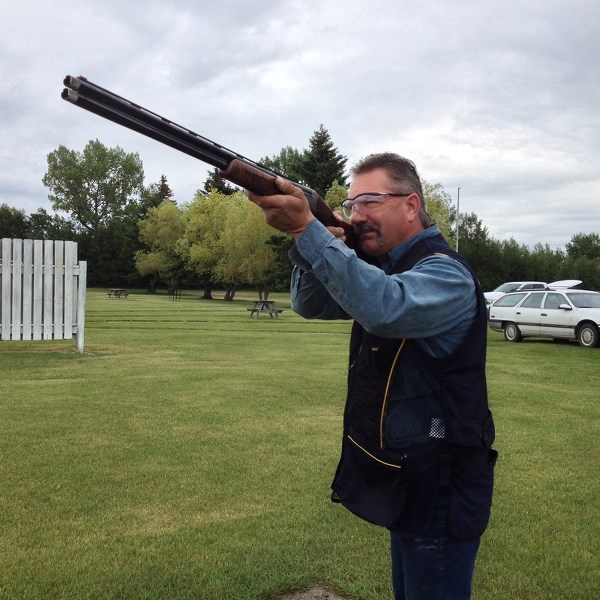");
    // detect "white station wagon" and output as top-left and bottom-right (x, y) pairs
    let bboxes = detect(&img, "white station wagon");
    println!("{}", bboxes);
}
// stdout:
(488, 285), (600, 348)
